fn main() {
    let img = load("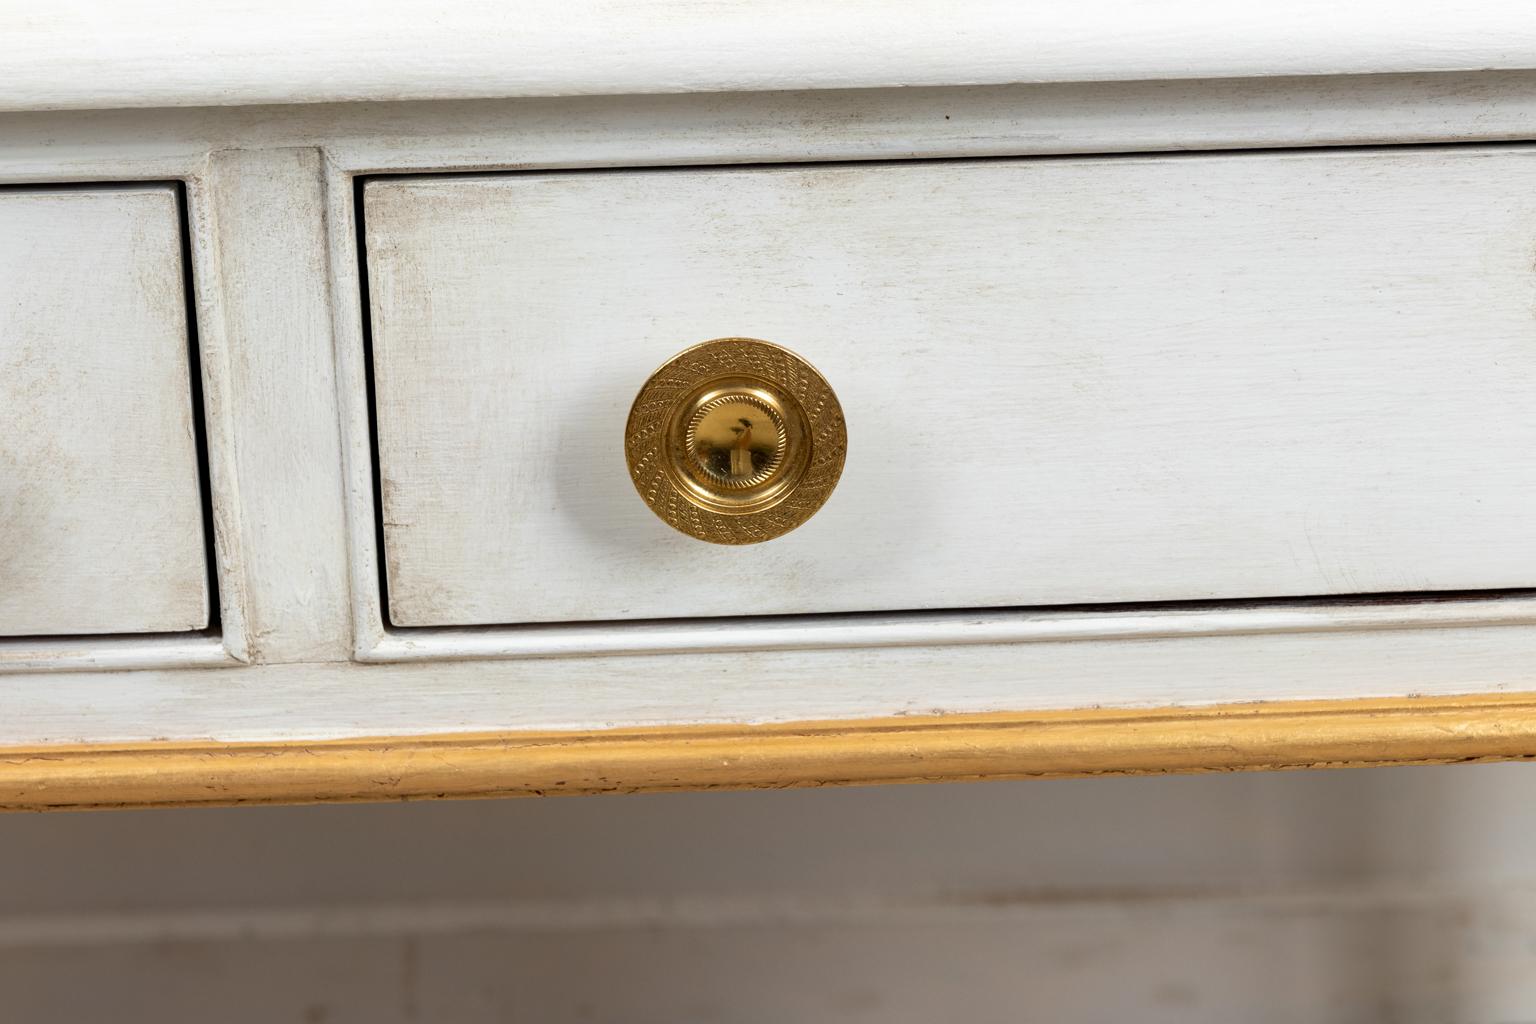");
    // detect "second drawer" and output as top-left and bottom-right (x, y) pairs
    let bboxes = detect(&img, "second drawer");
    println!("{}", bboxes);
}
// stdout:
(360, 148), (1536, 628)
